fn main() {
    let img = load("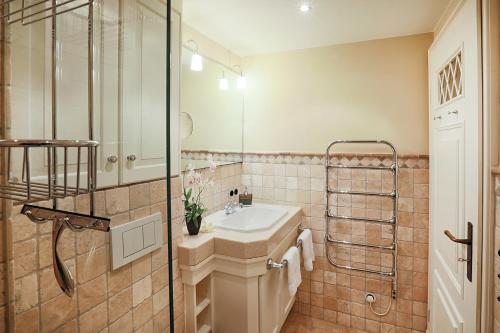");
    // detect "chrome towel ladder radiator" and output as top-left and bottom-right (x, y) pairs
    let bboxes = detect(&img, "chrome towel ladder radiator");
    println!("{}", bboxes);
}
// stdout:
(324, 140), (398, 299)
